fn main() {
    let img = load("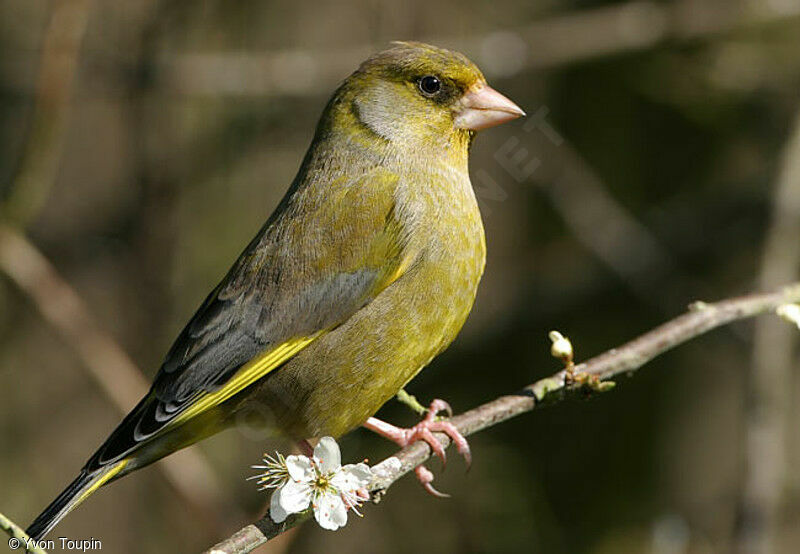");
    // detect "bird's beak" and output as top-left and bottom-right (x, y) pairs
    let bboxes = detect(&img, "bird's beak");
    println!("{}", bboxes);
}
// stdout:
(454, 84), (526, 131)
